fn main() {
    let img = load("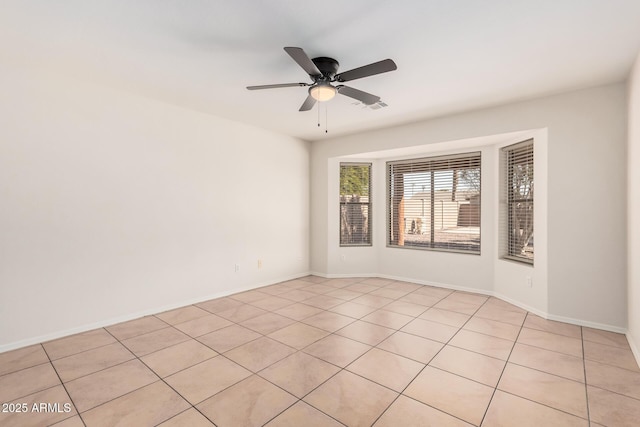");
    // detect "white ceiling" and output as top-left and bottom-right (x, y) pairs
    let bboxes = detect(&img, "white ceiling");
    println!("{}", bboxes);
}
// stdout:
(2, 0), (640, 141)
